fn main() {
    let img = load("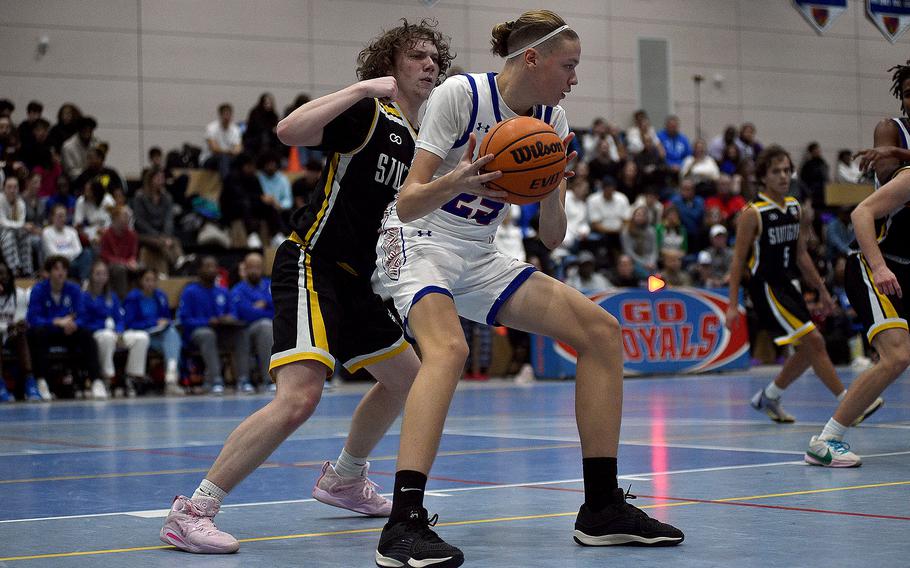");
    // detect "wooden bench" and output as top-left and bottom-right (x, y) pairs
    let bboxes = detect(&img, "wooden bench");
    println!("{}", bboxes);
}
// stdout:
(158, 276), (195, 310)
(825, 182), (874, 207)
